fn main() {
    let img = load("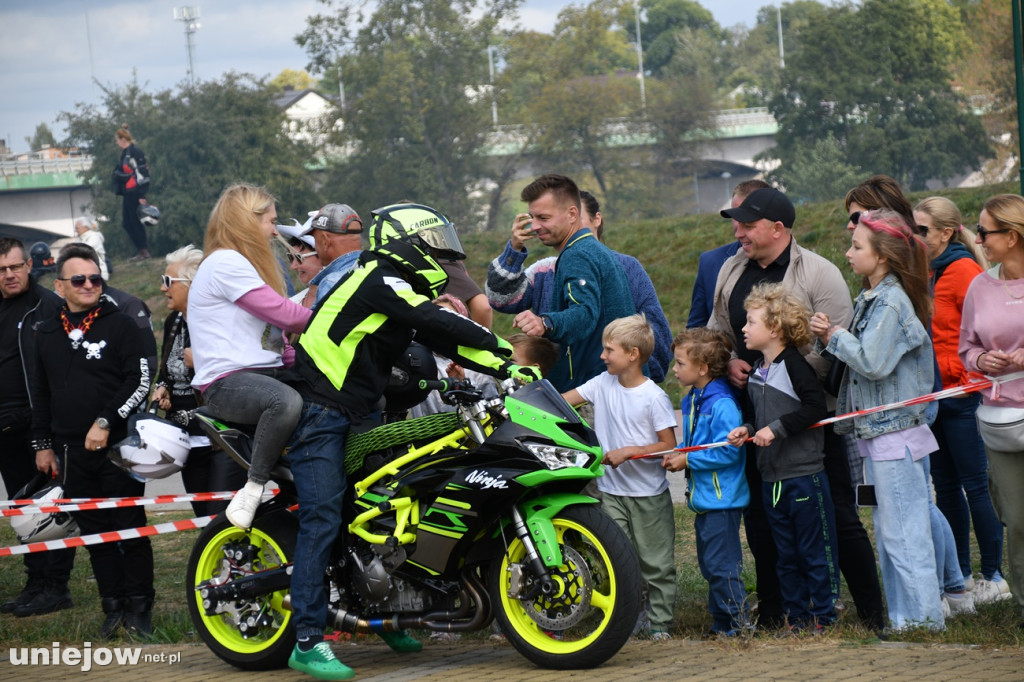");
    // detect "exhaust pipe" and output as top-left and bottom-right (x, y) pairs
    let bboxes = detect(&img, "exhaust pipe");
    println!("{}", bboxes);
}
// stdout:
(326, 570), (491, 634)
